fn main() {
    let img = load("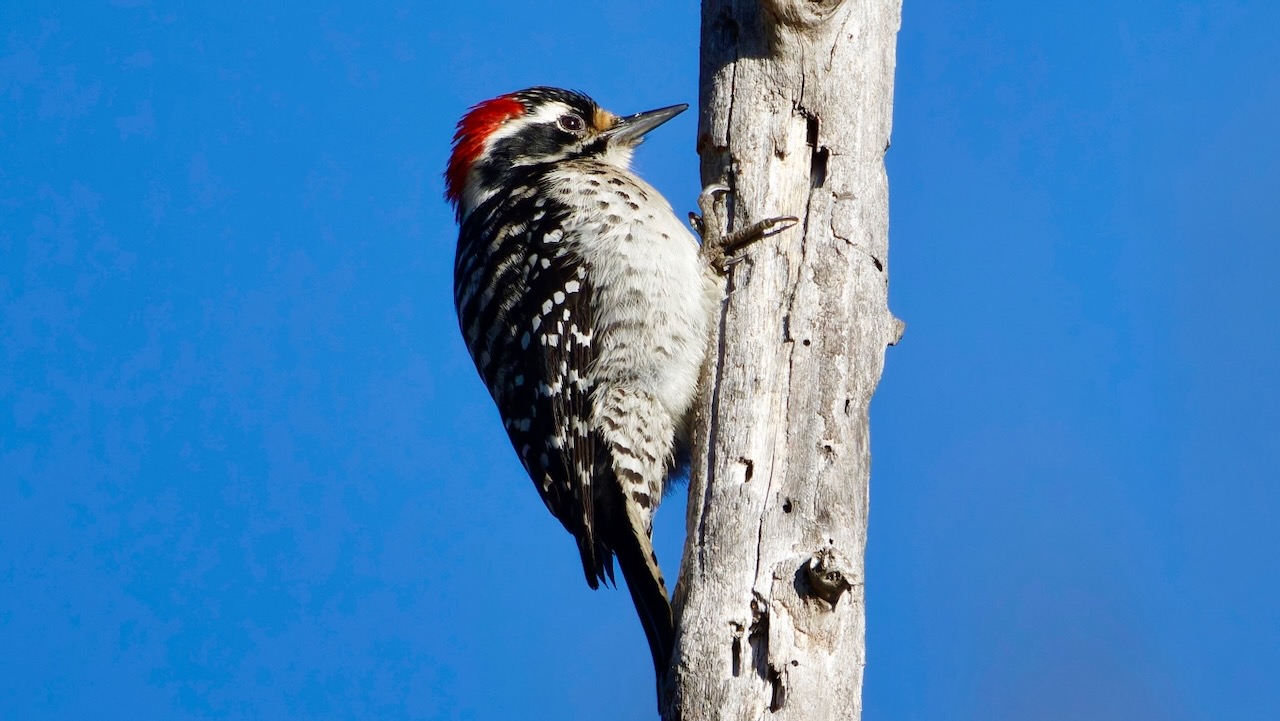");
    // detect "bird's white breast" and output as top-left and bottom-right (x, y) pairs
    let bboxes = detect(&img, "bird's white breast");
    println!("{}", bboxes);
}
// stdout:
(548, 163), (718, 433)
